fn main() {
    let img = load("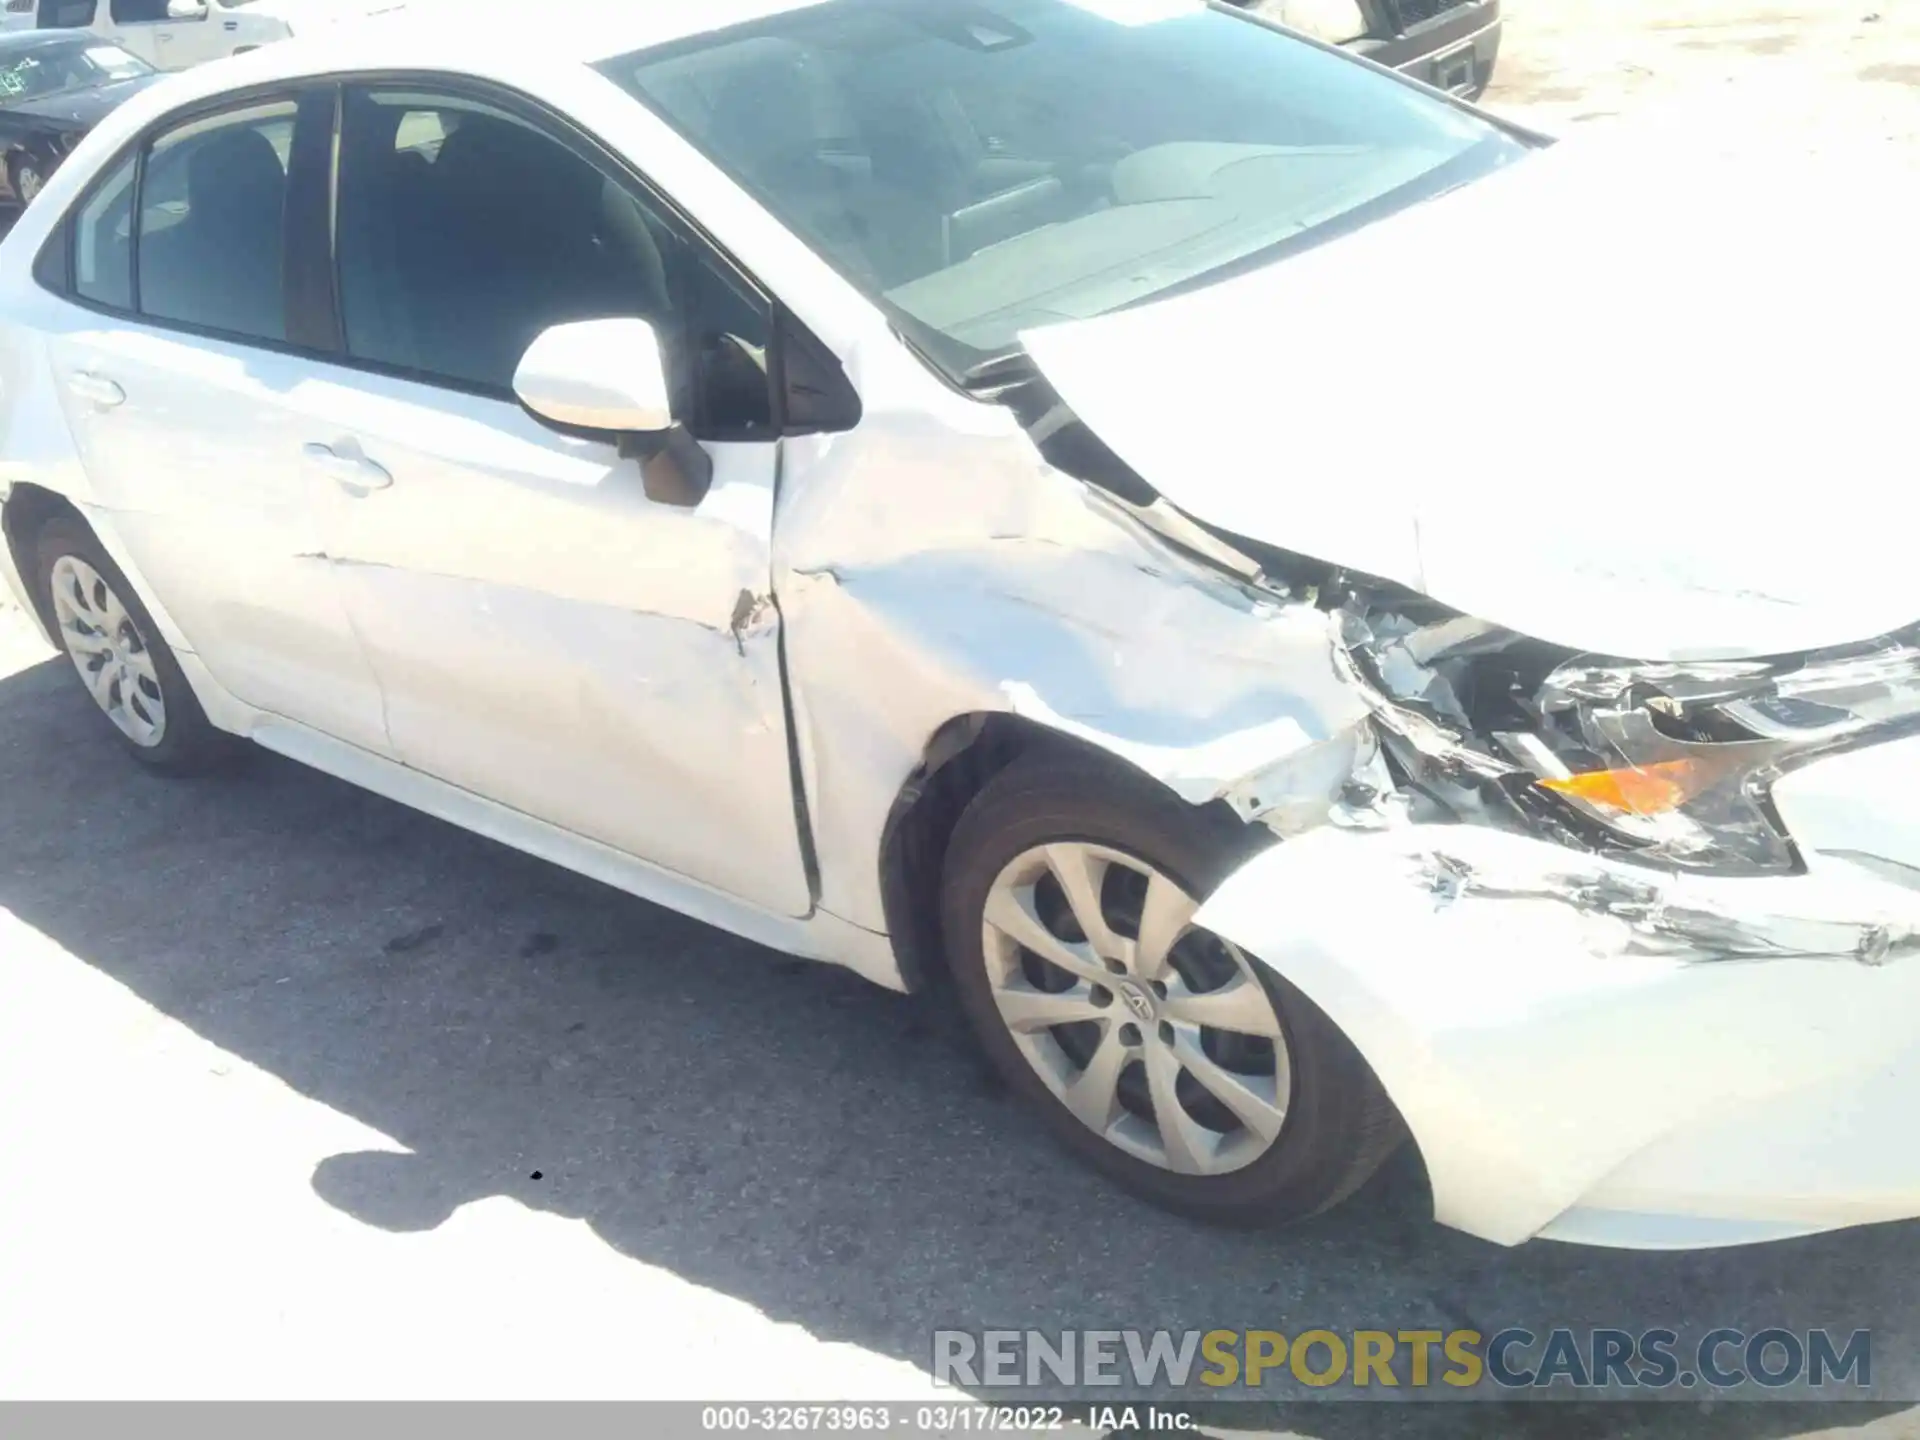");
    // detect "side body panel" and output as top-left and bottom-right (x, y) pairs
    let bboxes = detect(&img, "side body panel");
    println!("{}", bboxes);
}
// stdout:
(304, 367), (812, 919)
(0, 37), (1388, 985)
(50, 317), (395, 754)
(0, 304), (205, 658)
